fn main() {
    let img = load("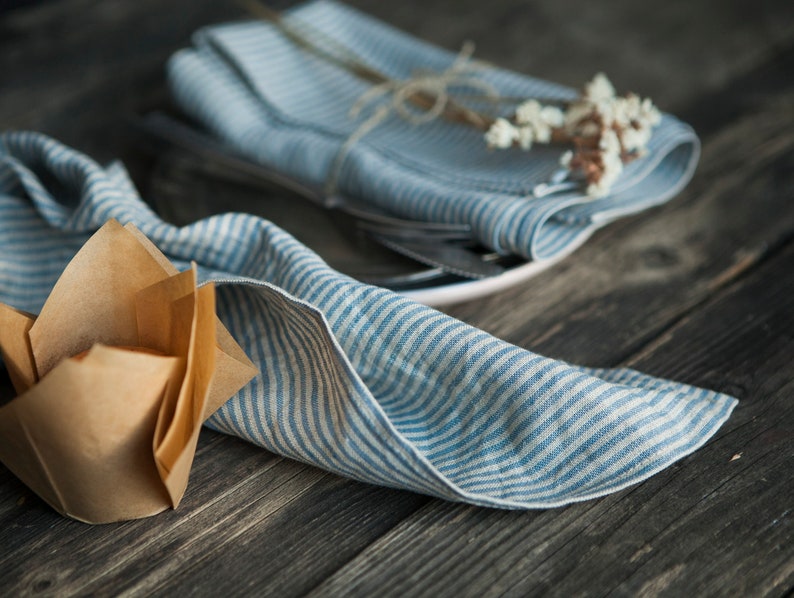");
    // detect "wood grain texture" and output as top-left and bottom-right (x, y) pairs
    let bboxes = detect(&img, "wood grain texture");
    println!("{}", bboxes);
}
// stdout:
(347, 0), (794, 109)
(0, 0), (792, 596)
